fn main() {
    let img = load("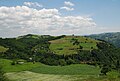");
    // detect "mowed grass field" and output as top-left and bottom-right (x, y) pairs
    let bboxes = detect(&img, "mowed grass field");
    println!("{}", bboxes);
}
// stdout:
(49, 36), (99, 55)
(1, 59), (120, 81)
(6, 71), (120, 81)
